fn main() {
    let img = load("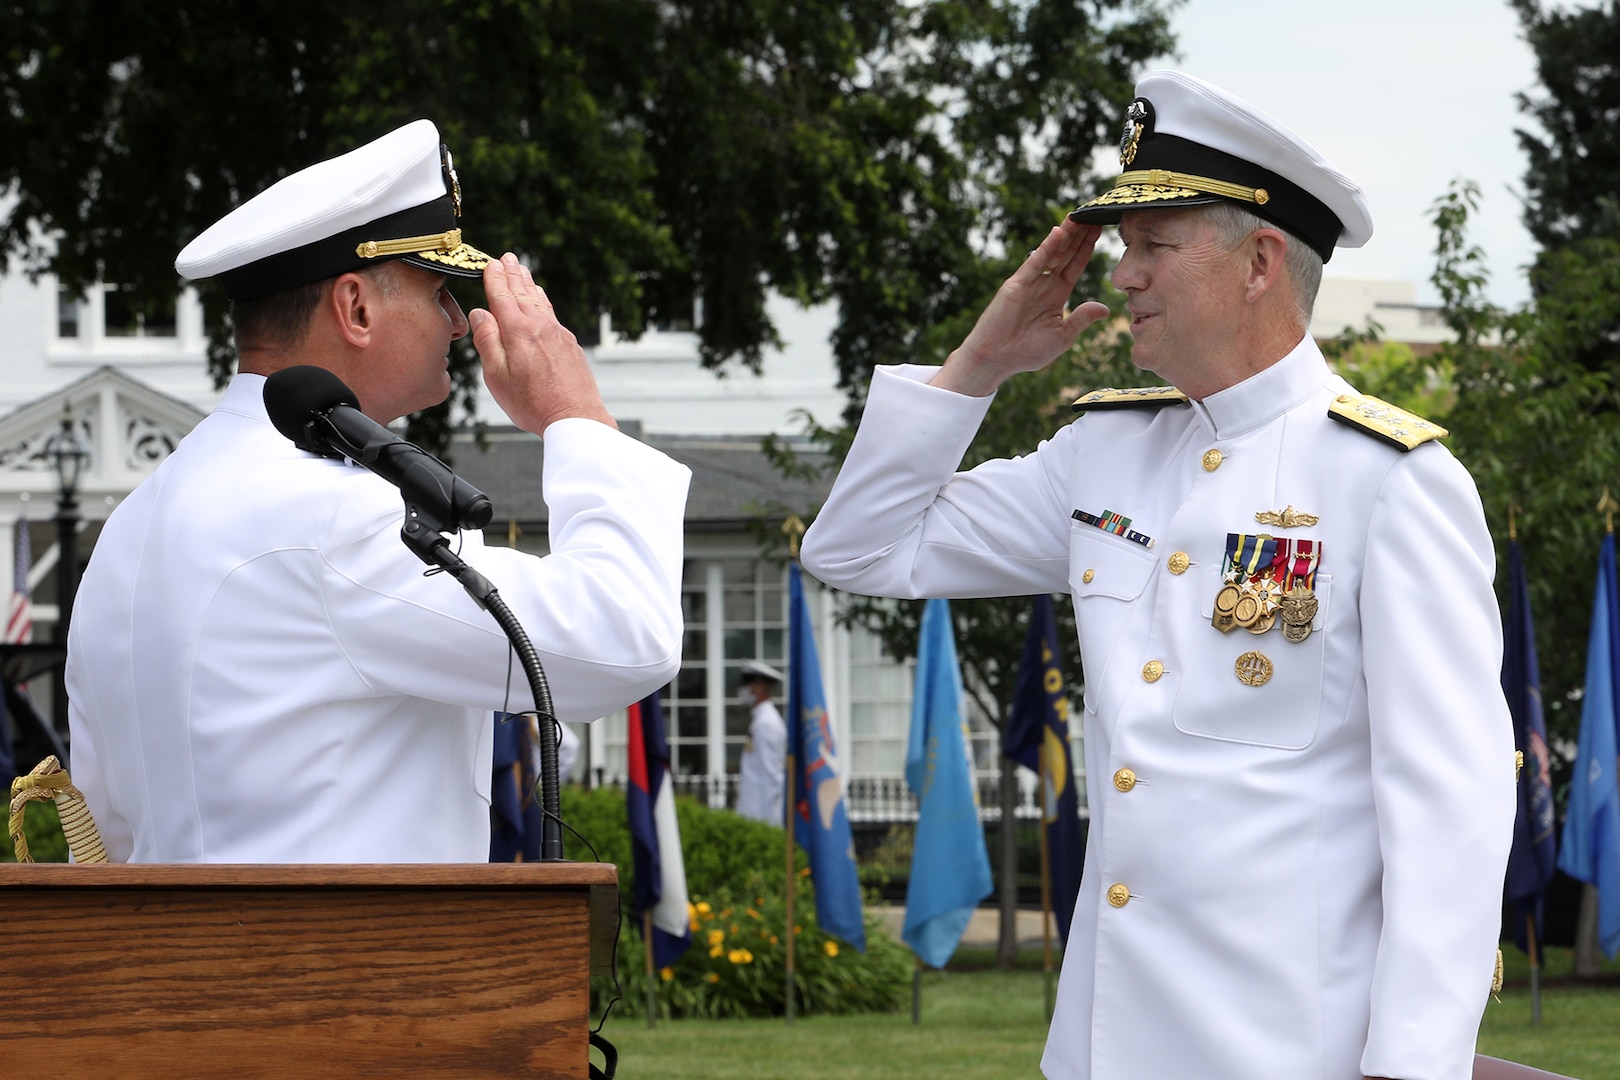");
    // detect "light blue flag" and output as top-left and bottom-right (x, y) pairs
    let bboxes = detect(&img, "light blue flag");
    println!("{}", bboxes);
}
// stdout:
(1557, 533), (1620, 959)
(787, 563), (867, 950)
(903, 598), (993, 969)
